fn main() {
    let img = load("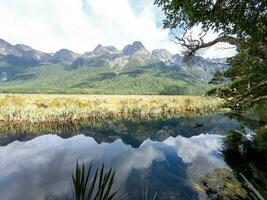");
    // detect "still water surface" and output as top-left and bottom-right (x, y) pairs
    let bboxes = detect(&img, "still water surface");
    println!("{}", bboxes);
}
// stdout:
(0, 114), (253, 200)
